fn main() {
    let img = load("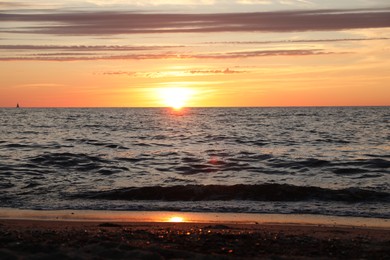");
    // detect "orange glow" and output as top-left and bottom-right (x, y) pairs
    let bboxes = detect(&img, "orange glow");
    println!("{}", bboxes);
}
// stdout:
(1, 31), (389, 107)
